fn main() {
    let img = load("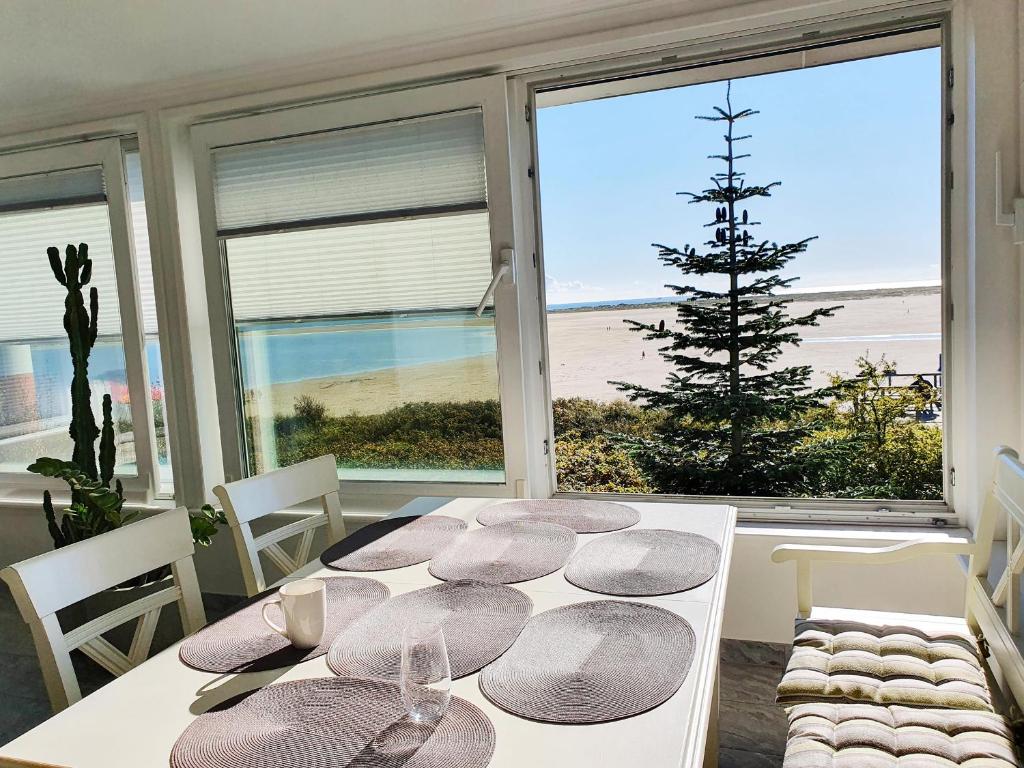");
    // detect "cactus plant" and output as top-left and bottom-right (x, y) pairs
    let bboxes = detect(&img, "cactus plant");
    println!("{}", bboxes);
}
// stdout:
(28, 243), (227, 556)
(28, 243), (129, 547)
